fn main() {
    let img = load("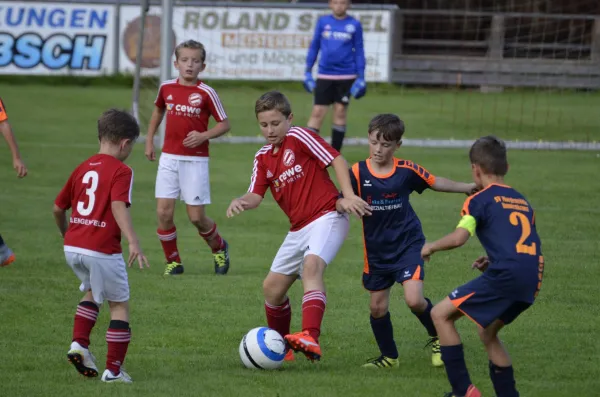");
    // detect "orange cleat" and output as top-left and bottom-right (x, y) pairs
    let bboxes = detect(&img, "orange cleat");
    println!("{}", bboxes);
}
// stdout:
(465, 385), (481, 397)
(284, 331), (321, 361)
(0, 253), (15, 267)
(284, 349), (295, 362)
